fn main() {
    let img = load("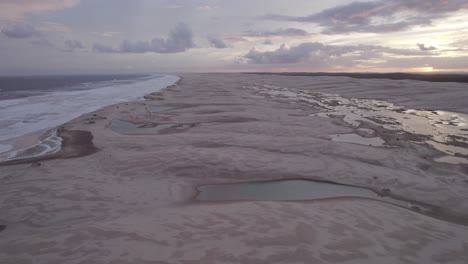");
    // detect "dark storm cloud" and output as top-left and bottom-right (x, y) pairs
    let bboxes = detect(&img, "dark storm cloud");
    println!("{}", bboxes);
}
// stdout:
(208, 35), (227, 49)
(1, 22), (37, 38)
(243, 28), (310, 37)
(262, 0), (468, 34)
(417, 43), (437, 51)
(94, 23), (195, 54)
(244, 42), (434, 64)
